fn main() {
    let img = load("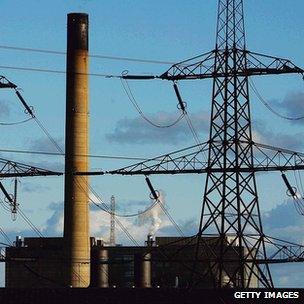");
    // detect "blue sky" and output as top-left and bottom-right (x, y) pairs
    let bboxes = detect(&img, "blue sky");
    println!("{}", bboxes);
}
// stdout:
(0, 0), (304, 287)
